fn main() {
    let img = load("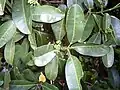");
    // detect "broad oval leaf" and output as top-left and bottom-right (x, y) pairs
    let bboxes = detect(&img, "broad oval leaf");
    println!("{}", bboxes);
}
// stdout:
(65, 55), (83, 90)
(51, 19), (66, 40)
(45, 56), (58, 81)
(32, 5), (65, 23)
(73, 43), (110, 57)
(81, 14), (95, 42)
(0, 20), (16, 48)
(12, 0), (32, 34)
(4, 39), (15, 65)
(34, 51), (56, 67)
(66, 4), (84, 44)
(111, 16), (120, 44)
(0, 0), (6, 15)
(102, 46), (114, 68)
